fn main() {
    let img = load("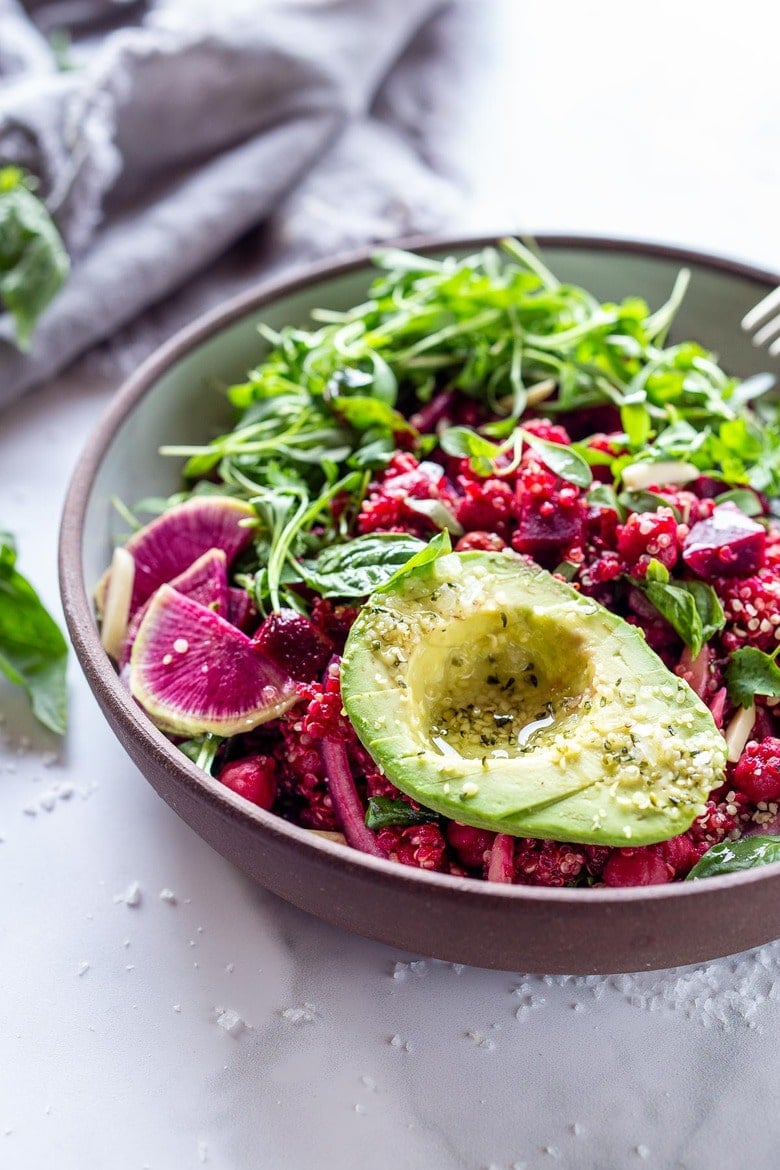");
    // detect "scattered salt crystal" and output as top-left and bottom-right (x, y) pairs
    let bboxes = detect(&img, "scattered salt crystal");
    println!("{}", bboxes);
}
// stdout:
(360, 1075), (376, 1091)
(114, 882), (142, 907)
(543, 1146), (560, 1157)
(159, 888), (177, 904)
(281, 1002), (318, 1024)
(571, 1123), (585, 1136)
(173, 1005), (182, 1013)
(215, 1008), (246, 1036)
(197, 1139), (208, 1163)
(77, 962), (90, 977)
(388, 1034), (413, 1051)
(122, 938), (130, 948)
(410, 960), (427, 976)
(354, 1103), (366, 1115)
(42, 751), (58, 767)
(636, 1145), (650, 1159)
(511, 1162), (528, 1170)
(451, 963), (465, 974)
(22, 805), (37, 817)
(224, 963), (234, 974)
(57, 784), (74, 800)
(125, 965), (135, 972)
(392, 962), (408, 980)
(466, 1030), (496, 1052)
